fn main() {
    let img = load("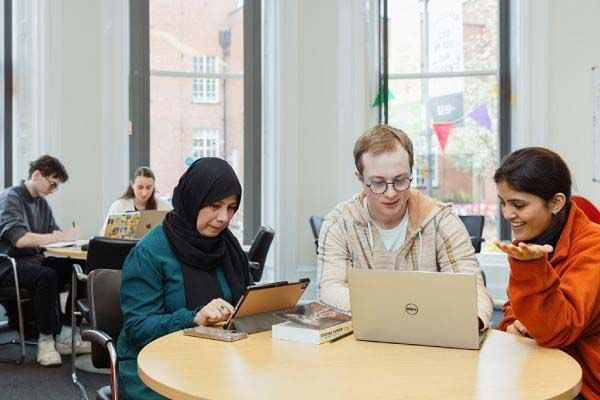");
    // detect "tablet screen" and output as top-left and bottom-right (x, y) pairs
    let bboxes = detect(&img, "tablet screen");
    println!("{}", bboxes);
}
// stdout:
(224, 278), (310, 328)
